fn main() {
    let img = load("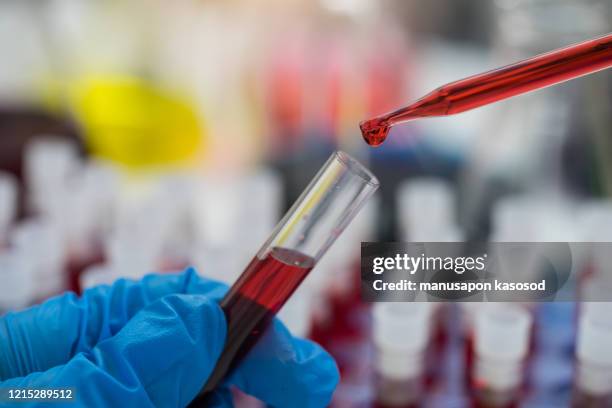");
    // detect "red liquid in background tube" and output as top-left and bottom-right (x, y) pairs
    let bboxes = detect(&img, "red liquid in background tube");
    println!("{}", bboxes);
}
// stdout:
(192, 247), (314, 403)
(360, 33), (612, 146)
